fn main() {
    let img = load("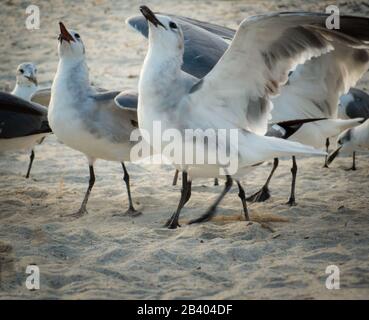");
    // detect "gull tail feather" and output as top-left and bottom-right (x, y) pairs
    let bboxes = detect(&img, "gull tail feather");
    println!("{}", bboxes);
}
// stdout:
(240, 132), (326, 166)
